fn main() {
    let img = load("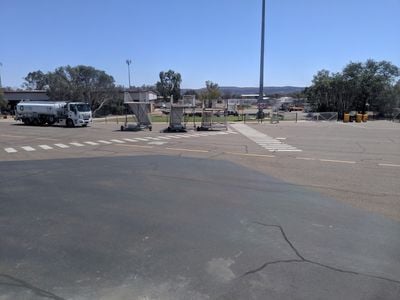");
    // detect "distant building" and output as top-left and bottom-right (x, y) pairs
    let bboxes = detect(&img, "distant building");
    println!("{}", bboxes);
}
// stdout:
(3, 90), (50, 110)
(123, 90), (158, 103)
